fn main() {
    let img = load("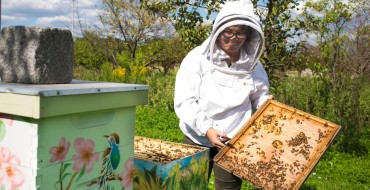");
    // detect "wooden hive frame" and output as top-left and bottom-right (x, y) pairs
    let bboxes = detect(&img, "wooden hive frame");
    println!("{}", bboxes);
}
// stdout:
(134, 136), (208, 164)
(214, 100), (341, 190)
